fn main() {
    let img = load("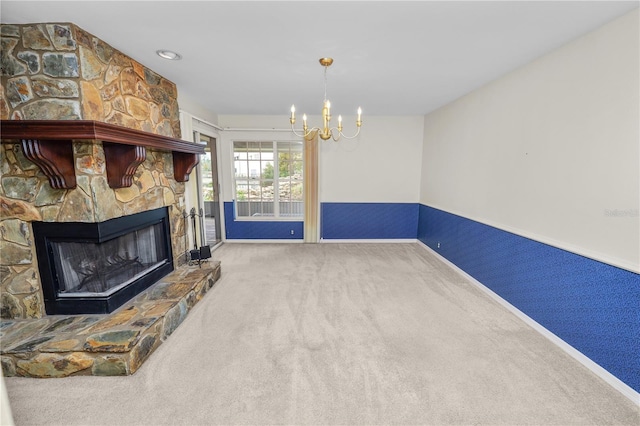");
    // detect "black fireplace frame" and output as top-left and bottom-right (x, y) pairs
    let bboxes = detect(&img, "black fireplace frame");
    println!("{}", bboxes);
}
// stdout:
(33, 207), (174, 315)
